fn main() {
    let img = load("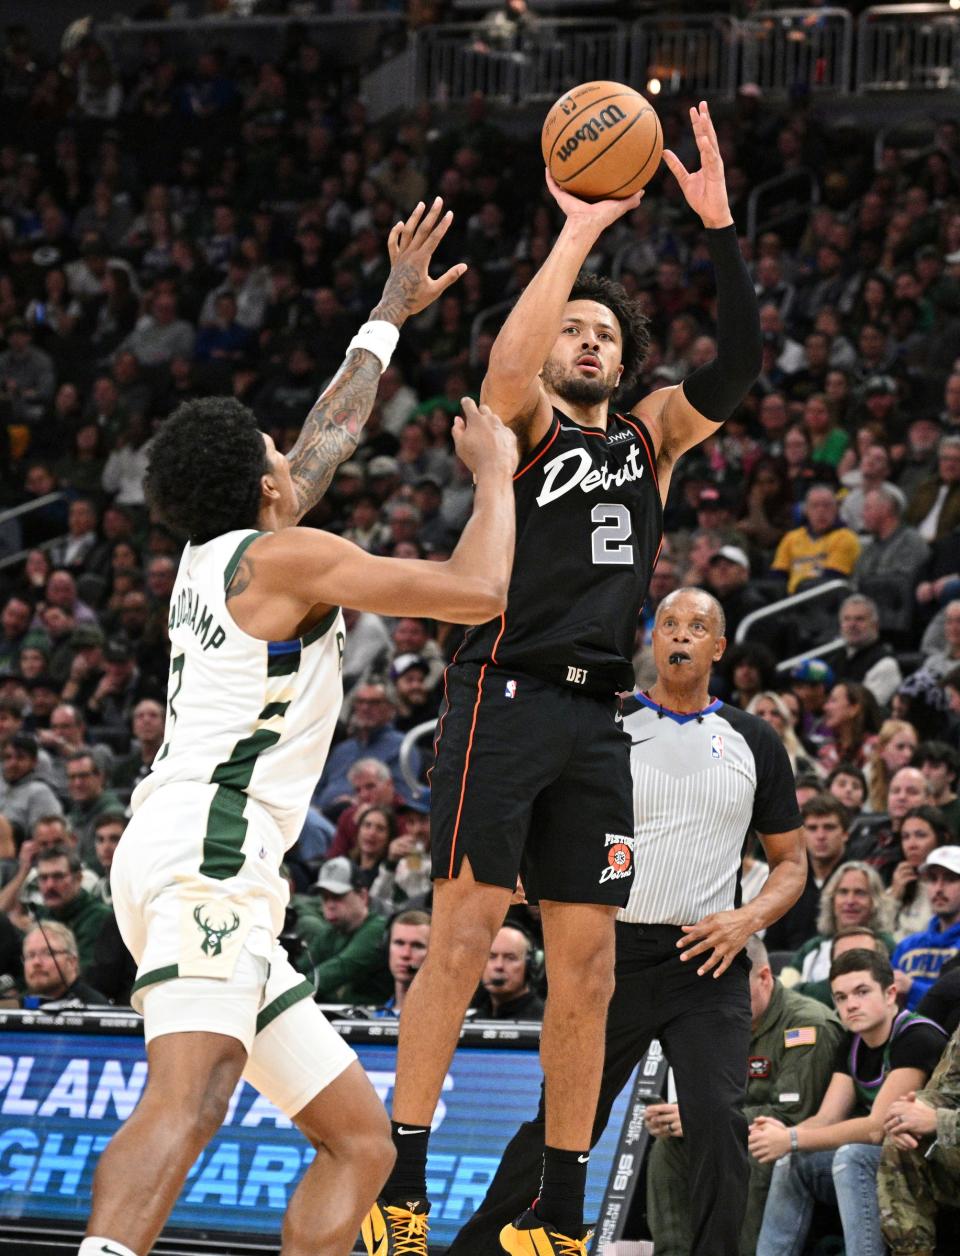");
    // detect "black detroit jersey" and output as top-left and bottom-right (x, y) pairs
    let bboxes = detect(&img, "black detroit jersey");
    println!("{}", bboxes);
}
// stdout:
(458, 406), (663, 694)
